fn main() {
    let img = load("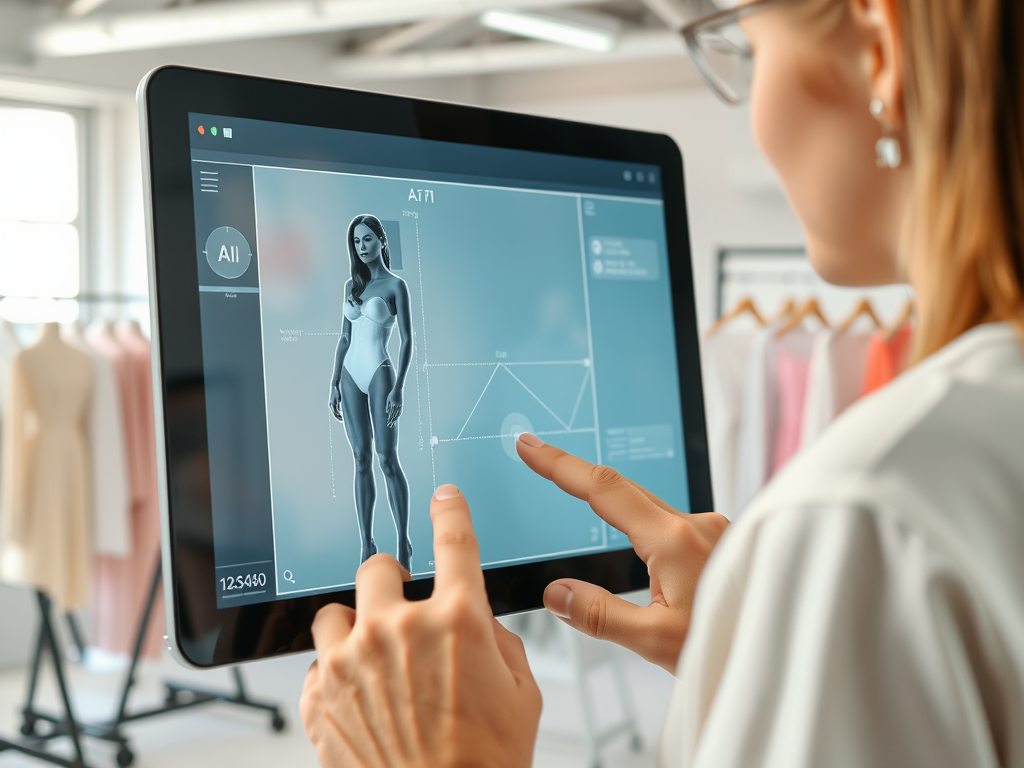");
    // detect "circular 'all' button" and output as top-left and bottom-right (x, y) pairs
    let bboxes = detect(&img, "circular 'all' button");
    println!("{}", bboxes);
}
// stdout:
(205, 226), (252, 279)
